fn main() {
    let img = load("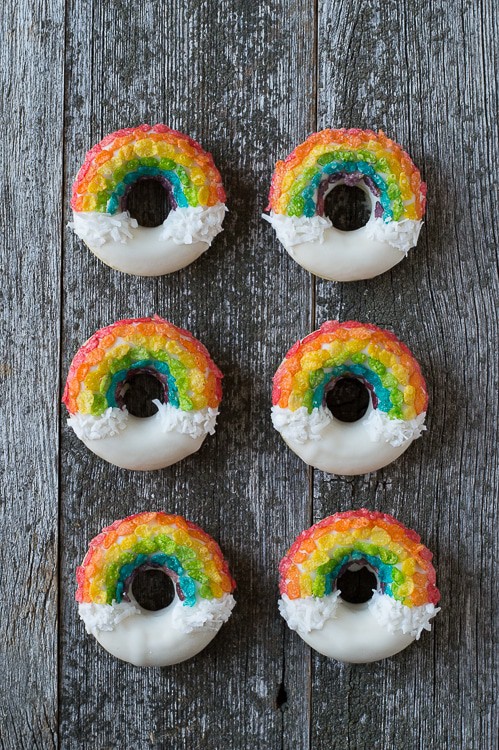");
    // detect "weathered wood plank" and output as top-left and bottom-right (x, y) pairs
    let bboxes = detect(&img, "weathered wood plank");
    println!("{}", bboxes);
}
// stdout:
(58, 2), (315, 748)
(2, 0), (497, 746)
(0, 1), (64, 748)
(311, 1), (499, 749)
